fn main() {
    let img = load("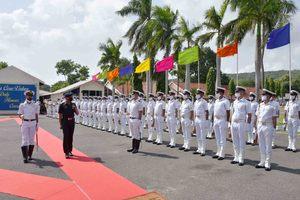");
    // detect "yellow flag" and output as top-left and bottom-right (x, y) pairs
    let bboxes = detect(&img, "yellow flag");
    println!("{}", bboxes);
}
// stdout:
(135, 58), (150, 73)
